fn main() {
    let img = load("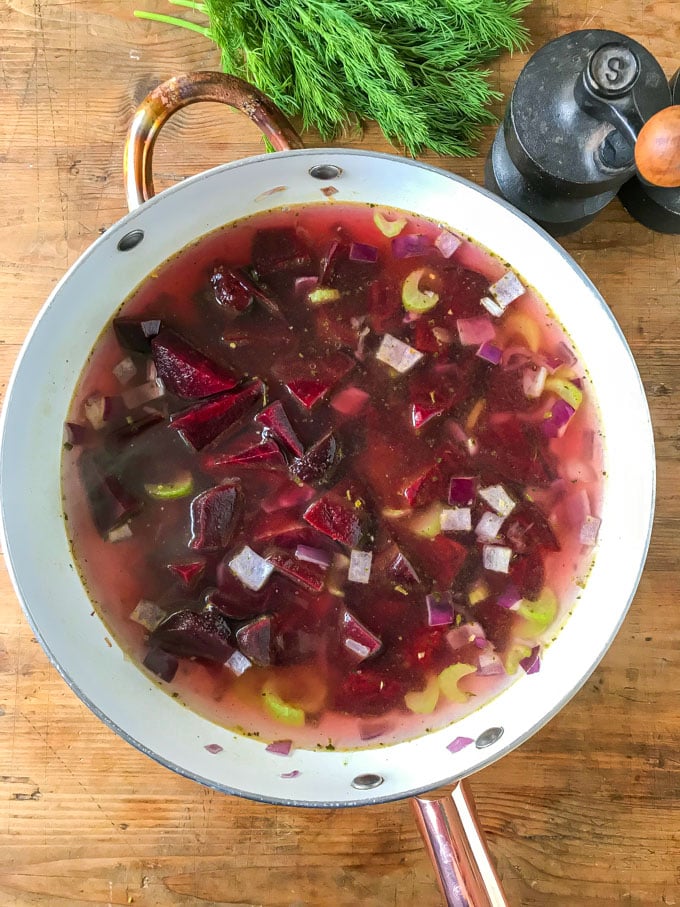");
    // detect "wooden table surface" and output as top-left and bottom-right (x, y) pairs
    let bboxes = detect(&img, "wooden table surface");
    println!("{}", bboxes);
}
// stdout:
(1, 1), (679, 905)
